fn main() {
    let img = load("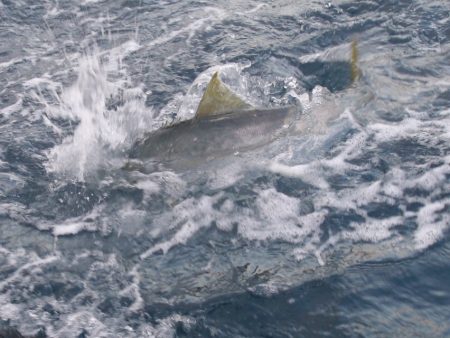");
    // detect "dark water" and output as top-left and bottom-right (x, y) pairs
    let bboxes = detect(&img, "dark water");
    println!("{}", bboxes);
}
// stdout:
(0, 0), (449, 337)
